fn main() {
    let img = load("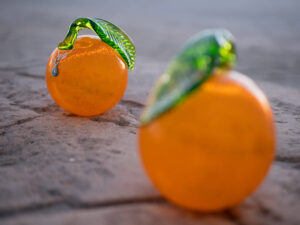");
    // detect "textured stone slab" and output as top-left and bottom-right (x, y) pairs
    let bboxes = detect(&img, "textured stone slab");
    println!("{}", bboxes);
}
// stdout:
(1, 163), (300, 225)
(1, 60), (300, 225)
(260, 83), (300, 161)
(1, 0), (300, 224)
(1, 203), (236, 225)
